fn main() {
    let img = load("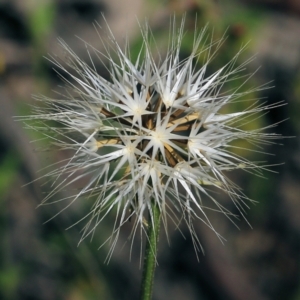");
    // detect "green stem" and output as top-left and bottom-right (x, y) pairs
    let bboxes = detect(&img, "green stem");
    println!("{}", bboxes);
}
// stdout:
(140, 201), (161, 300)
